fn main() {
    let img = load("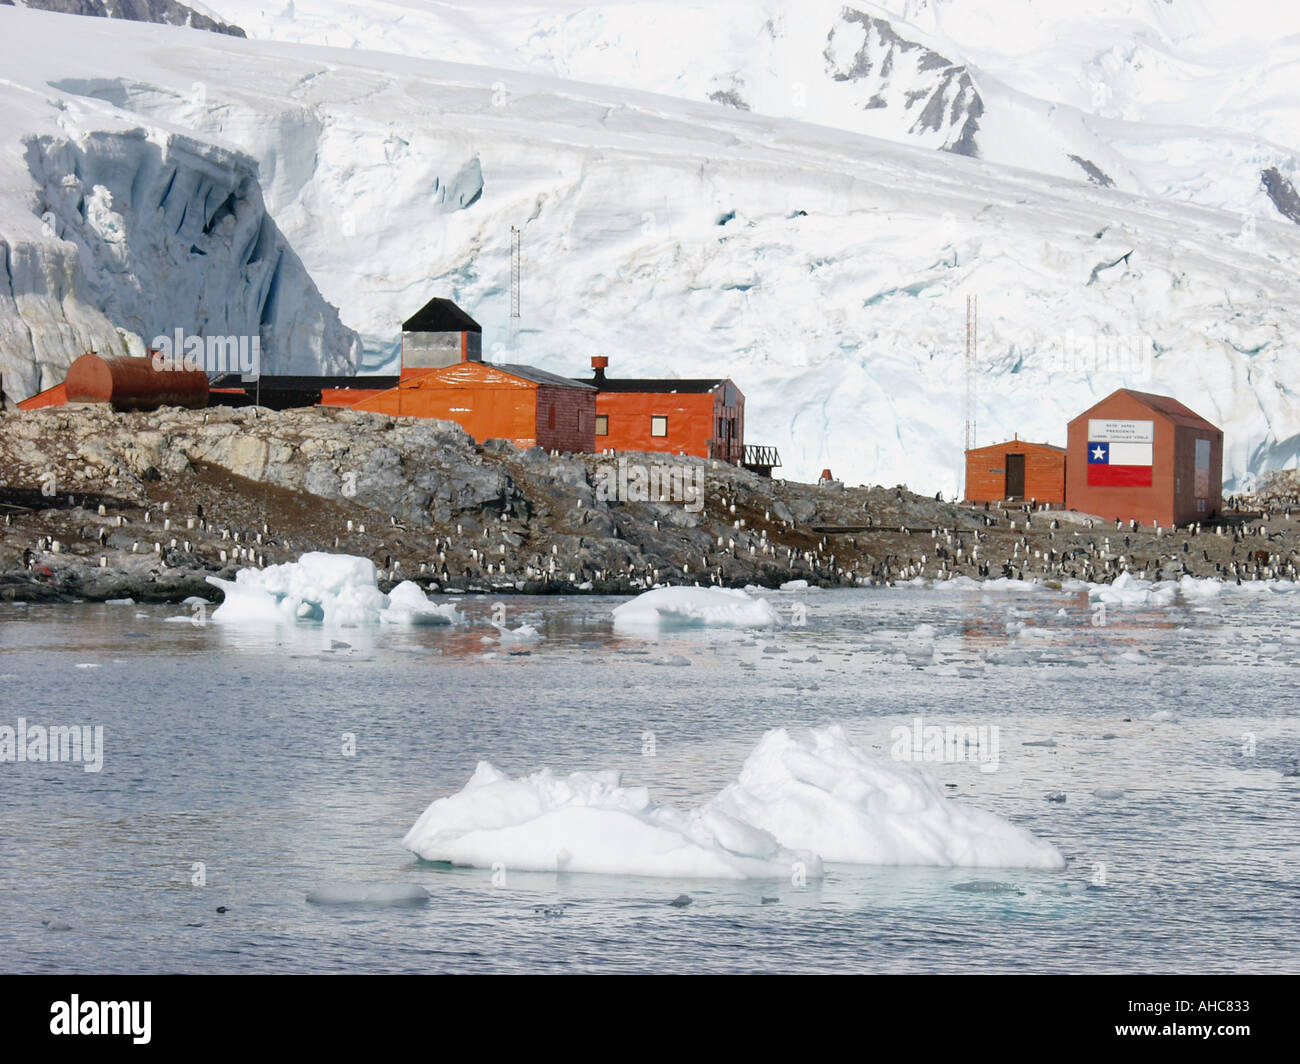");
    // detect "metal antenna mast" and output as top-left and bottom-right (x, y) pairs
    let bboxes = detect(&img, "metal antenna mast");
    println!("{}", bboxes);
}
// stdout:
(510, 226), (521, 319)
